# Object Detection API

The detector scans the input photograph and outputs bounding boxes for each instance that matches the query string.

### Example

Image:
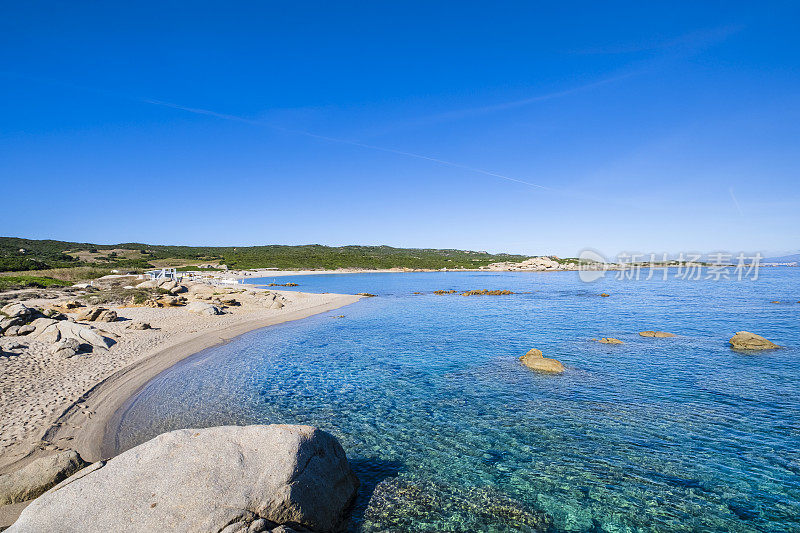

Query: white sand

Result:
[0,286,360,472]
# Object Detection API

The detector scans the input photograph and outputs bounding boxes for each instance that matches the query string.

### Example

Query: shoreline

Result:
[0,293,361,476]
[51,294,362,465]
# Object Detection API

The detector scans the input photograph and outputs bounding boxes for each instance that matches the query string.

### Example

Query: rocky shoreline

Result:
[0,276,361,529]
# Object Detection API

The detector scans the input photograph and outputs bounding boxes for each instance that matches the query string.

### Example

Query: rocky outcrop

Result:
[362,476,552,532]
[729,331,779,350]
[186,301,222,315]
[28,318,112,350]
[17,324,35,335]
[0,450,89,505]
[639,331,676,338]
[76,307,118,322]
[169,285,188,294]
[50,338,81,357]
[481,256,569,272]
[1,303,35,319]
[600,293,610,297]
[8,425,359,533]
[255,292,286,310]
[519,348,565,374]
[595,337,623,344]
[461,289,513,296]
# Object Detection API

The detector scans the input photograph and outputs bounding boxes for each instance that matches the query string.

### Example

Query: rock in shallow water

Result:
[362,476,552,532]
[8,425,359,533]
[729,331,779,350]
[595,337,624,344]
[519,348,565,374]
[639,331,676,338]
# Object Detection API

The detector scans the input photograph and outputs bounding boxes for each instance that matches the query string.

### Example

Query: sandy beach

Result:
[0,283,361,476]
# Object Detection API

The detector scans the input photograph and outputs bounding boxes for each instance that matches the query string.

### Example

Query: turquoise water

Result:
[114,270,800,532]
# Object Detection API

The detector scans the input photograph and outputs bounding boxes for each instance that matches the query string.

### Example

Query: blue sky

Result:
[1,2,798,257]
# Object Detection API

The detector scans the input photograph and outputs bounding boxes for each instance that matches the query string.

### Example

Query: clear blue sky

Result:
[1,2,798,257]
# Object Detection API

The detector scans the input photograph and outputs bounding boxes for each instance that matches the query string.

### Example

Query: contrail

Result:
[729,187,744,216]
[0,70,552,190]
[141,98,551,190]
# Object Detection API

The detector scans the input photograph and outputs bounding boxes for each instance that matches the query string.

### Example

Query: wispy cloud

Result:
[141,98,551,190]
[568,25,744,56]
[394,72,637,128]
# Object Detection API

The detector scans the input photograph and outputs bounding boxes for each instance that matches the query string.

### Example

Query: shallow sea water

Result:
[115,269,800,532]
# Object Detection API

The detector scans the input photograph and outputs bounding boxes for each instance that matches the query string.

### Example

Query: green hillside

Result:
[0,237,527,272]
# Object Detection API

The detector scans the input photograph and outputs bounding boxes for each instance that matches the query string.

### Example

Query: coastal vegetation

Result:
[1,237,527,274]
[0,276,71,291]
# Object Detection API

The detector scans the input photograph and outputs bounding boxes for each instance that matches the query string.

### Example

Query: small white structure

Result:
[144,268,181,282]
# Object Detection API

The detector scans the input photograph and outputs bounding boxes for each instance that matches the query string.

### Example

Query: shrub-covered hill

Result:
[0,237,527,272]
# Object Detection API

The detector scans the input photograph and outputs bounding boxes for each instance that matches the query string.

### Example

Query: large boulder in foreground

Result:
[729,331,779,350]
[0,450,89,505]
[519,348,565,374]
[8,425,359,533]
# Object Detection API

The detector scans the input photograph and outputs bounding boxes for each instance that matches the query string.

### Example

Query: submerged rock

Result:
[729,331,779,350]
[595,337,624,344]
[461,289,514,296]
[362,476,552,532]
[519,348,565,374]
[8,425,359,533]
[639,331,676,338]
[0,450,89,505]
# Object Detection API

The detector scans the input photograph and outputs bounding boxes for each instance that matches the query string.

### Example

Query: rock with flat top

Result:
[0,450,89,505]
[639,331,676,338]
[729,331,779,350]
[135,280,158,289]
[8,425,359,533]
[519,348,565,374]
